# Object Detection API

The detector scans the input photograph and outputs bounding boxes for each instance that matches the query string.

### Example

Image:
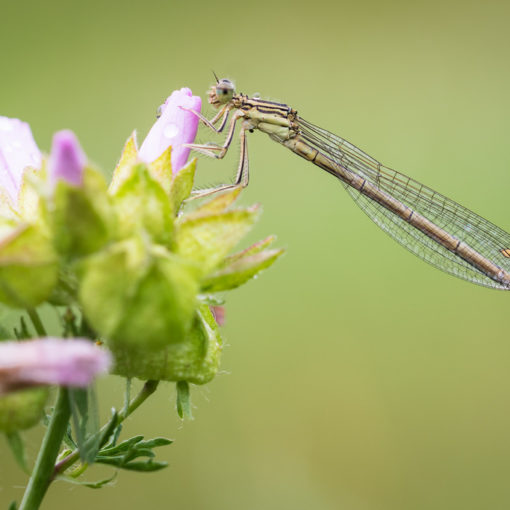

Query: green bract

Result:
[0,388,49,433]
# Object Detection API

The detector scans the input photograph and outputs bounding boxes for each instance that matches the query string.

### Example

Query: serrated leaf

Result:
[169,158,196,214]
[57,472,117,489]
[6,431,28,473]
[176,208,260,275]
[176,381,192,419]
[201,249,284,292]
[186,187,241,220]
[109,132,138,195]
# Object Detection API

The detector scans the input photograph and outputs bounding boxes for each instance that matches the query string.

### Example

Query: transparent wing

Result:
[298,117,510,289]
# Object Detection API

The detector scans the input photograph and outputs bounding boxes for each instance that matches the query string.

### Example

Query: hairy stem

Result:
[19,388,71,510]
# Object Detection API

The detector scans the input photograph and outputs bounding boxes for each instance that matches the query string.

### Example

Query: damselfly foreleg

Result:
[188,122,250,199]
[181,103,232,133]
[185,109,244,159]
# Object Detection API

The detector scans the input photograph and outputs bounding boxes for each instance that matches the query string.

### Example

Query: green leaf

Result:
[57,472,117,489]
[137,437,173,449]
[8,501,17,510]
[176,381,192,419]
[68,386,100,464]
[118,460,168,472]
[169,158,196,214]
[201,248,284,292]
[13,316,30,340]
[176,207,260,275]
[6,431,28,473]
[99,435,144,456]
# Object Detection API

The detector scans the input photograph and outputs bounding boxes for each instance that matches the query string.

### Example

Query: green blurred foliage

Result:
[2,0,510,509]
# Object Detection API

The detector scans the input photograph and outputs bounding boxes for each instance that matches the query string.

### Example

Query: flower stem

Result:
[19,387,71,510]
[53,380,159,477]
[26,308,47,337]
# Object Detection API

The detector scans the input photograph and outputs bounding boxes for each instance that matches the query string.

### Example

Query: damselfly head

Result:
[208,78,235,108]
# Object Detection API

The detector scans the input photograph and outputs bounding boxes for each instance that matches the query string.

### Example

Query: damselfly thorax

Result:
[183,78,510,290]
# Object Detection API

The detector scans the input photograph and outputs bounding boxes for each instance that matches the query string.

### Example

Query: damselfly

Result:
[184,78,510,290]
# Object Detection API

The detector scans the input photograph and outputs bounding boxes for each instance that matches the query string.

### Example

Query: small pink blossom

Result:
[0,338,111,394]
[0,117,41,205]
[210,305,225,326]
[49,130,86,187]
[139,87,201,174]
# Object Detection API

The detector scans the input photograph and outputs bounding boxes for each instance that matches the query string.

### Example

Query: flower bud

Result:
[139,88,201,174]
[48,130,86,187]
[0,388,48,433]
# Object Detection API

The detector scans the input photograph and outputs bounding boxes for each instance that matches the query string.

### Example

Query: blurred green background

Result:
[2,0,510,508]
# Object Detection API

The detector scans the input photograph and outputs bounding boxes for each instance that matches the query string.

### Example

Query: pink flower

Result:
[139,87,201,174]
[0,117,41,205]
[0,338,111,394]
[49,130,86,187]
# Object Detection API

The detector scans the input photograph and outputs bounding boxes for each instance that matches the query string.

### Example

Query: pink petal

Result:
[210,305,225,326]
[49,130,86,187]
[139,87,201,174]
[0,338,111,393]
[0,117,41,205]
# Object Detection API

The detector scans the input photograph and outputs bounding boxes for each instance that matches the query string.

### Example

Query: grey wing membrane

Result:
[298,117,510,289]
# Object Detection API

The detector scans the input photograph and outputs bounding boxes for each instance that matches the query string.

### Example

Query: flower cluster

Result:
[0,87,283,433]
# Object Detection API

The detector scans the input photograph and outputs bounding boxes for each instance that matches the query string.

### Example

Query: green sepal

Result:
[168,158,197,214]
[109,132,138,195]
[185,187,241,220]
[222,235,276,265]
[0,224,58,308]
[176,381,192,419]
[111,164,173,245]
[0,388,49,433]
[148,145,173,194]
[176,207,260,276]
[52,167,113,258]
[78,237,199,351]
[112,304,222,384]
[201,248,284,292]
[6,431,29,473]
